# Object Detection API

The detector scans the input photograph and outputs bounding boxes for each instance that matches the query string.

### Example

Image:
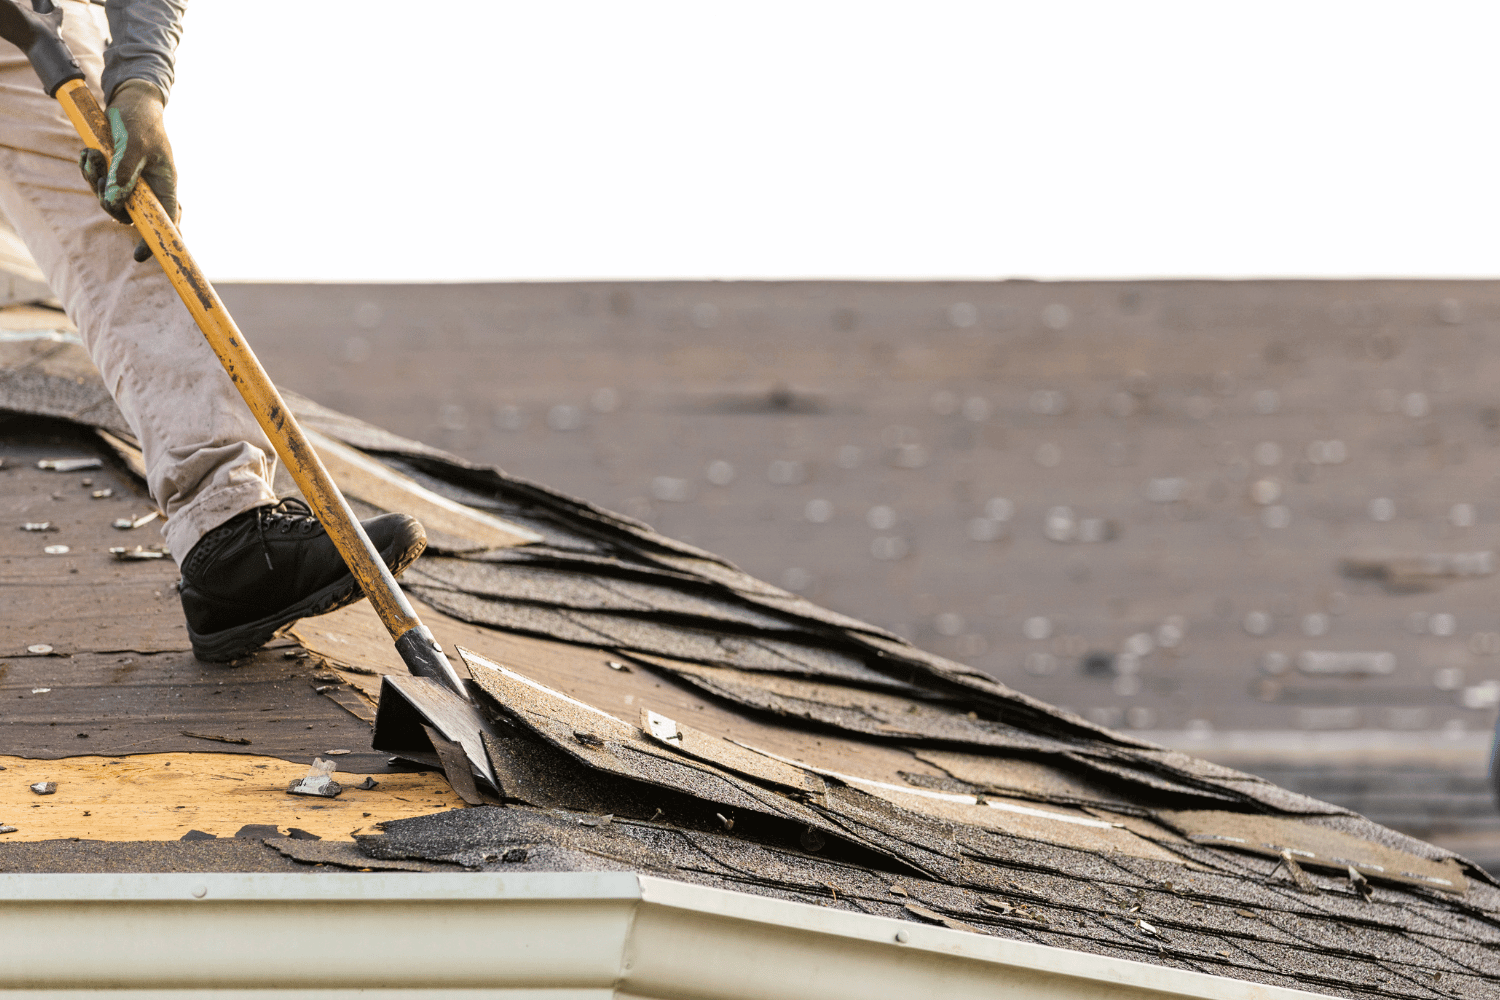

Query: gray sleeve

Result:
[101,0,188,103]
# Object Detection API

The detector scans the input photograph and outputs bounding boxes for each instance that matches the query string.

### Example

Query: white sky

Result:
[164,2,1500,282]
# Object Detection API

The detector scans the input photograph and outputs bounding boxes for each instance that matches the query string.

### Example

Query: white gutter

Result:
[0,872,1331,999]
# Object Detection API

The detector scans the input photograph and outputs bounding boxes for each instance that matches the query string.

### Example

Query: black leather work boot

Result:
[179,498,426,662]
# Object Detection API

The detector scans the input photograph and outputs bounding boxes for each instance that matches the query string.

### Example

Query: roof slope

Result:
[3,332,1500,999]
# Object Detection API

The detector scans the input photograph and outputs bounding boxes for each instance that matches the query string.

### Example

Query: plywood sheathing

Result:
[0,753,462,842]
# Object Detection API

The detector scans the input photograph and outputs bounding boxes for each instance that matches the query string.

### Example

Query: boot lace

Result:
[256,497,317,570]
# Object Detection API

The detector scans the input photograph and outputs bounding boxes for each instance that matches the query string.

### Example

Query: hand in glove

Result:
[78,80,179,262]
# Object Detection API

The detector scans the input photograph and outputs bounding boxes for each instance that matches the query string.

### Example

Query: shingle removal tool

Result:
[0,0,499,791]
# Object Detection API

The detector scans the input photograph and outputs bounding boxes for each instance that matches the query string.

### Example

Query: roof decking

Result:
[3,328,1500,998]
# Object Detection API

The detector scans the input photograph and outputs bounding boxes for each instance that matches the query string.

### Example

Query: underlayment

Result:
[5,337,1500,998]
[0,426,183,658]
[0,644,390,773]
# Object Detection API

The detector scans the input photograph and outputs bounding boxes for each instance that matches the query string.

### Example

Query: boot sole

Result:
[188,528,427,663]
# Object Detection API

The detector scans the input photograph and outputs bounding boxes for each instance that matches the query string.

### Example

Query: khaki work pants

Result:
[0,0,277,560]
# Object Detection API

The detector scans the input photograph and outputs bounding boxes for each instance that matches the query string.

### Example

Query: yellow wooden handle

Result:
[54,80,425,642]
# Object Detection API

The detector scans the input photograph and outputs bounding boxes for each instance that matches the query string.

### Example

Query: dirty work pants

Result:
[0,0,277,560]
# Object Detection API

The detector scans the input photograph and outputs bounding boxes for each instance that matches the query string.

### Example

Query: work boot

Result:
[179,498,426,662]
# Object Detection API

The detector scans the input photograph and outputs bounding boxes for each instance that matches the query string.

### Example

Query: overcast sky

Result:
[164,2,1500,283]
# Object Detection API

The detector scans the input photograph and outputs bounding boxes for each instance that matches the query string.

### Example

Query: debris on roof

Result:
[4,327,1500,998]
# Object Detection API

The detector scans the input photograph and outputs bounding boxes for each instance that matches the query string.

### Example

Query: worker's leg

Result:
[0,3,428,662]
[0,0,277,560]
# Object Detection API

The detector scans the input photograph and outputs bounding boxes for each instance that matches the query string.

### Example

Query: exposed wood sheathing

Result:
[0,753,462,841]
[4,336,1500,998]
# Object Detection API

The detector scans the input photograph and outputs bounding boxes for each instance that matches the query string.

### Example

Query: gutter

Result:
[0,871,1332,999]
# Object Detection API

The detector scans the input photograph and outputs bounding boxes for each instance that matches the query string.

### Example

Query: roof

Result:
[210,277,1500,871]
[3,319,1500,999]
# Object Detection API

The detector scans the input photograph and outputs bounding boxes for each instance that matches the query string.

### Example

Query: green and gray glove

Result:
[78,79,179,262]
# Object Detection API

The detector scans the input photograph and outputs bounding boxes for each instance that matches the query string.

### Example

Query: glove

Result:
[78,80,179,263]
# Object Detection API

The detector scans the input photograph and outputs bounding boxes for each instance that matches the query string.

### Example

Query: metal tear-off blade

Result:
[371,674,500,791]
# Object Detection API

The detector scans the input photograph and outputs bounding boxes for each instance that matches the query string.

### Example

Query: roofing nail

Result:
[110,546,167,560]
[37,458,101,472]
[287,758,342,798]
